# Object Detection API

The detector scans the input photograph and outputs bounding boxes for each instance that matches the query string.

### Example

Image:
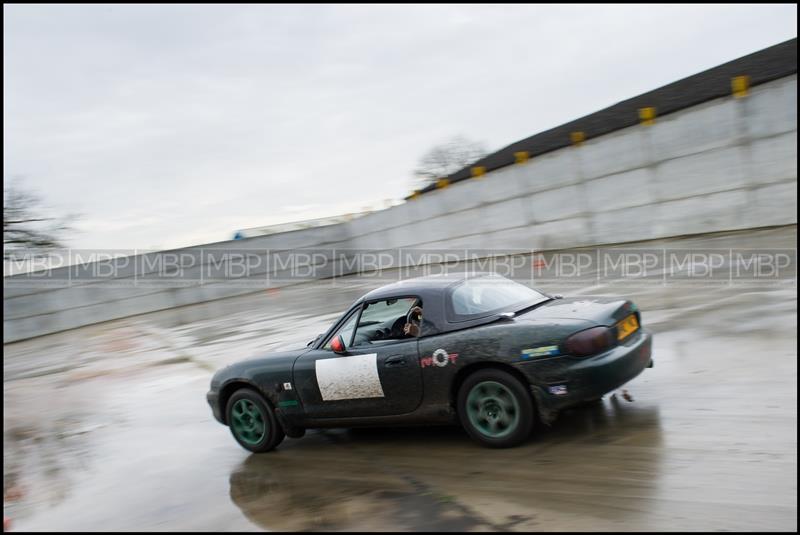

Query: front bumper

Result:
[207,390,225,424]
[516,329,653,421]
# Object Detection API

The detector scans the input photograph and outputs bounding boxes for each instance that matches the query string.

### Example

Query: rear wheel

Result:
[227,388,285,453]
[457,369,534,448]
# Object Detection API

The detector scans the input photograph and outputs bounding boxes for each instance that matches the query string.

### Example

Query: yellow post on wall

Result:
[732,75,750,98]
[638,107,656,126]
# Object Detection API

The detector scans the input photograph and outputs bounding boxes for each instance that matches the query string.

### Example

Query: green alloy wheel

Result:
[466,381,521,438]
[231,398,267,445]
[226,388,285,453]
[458,369,535,448]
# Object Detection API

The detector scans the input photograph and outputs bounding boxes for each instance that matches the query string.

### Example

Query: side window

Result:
[323,308,360,350]
[351,297,419,347]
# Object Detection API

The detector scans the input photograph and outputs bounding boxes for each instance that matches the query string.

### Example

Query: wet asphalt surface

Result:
[3,227,797,531]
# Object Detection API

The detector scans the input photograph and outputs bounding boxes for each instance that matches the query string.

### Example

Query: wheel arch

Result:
[218,380,268,425]
[451,361,534,410]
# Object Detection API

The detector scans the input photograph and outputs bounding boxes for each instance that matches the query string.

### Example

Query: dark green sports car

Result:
[207,273,653,451]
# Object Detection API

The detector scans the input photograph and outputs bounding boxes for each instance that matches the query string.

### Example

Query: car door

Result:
[292,297,424,419]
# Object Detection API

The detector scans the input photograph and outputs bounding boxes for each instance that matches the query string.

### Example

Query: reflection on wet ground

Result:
[3,227,797,531]
[230,400,664,532]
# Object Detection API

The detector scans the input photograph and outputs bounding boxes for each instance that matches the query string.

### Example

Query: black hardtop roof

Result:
[359,272,497,301]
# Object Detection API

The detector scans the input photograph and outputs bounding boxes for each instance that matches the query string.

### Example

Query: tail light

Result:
[563,326,616,357]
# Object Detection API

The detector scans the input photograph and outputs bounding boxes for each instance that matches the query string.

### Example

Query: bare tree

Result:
[412,135,489,190]
[4,180,76,259]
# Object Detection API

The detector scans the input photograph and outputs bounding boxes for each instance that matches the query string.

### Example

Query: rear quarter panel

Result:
[416,319,594,408]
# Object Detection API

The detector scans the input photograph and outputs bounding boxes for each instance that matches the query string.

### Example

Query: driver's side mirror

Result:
[330,334,347,354]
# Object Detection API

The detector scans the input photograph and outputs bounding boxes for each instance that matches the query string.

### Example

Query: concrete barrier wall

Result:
[4,75,796,343]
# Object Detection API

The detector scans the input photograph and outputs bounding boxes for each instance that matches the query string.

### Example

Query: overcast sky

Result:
[4,4,797,250]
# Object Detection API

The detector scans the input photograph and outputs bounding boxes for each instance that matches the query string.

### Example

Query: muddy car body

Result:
[208,273,653,451]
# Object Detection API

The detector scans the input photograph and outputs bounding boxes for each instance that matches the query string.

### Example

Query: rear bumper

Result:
[516,329,653,422]
[207,390,225,425]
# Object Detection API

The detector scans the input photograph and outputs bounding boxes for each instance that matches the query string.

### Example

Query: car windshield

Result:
[450,276,548,317]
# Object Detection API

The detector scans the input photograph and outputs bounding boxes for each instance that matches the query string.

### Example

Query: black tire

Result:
[457,369,535,448]
[226,388,285,453]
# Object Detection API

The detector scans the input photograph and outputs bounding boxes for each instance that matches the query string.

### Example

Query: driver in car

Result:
[403,305,424,337]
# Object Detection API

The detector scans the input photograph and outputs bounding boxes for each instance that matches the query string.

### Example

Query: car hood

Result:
[211,348,309,387]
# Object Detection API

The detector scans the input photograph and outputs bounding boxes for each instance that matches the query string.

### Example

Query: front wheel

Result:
[226,388,285,453]
[457,369,535,448]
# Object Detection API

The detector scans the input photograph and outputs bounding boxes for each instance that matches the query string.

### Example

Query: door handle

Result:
[385,355,407,368]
